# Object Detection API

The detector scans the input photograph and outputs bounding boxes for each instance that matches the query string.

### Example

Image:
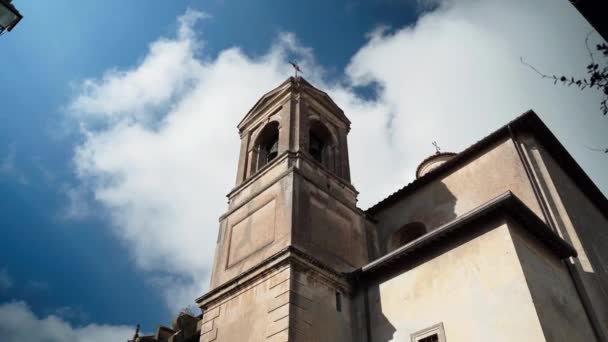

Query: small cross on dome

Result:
[432,141,441,154]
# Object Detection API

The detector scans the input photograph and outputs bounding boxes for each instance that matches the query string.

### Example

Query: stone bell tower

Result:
[196,77,371,342]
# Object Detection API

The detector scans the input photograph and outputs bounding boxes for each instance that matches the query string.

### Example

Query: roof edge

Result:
[237,76,349,130]
[365,109,520,214]
[366,110,608,218]
[195,245,348,305]
[357,191,577,278]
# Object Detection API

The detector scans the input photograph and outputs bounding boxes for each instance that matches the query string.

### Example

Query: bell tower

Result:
[197,77,370,342]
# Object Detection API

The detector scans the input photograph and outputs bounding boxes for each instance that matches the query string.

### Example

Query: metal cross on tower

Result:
[289,61,303,78]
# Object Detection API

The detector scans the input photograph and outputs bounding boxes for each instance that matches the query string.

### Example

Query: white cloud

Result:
[67,0,606,316]
[344,0,606,204]
[70,9,293,311]
[69,9,208,124]
[0,268,12,291]
[0,301,132,342]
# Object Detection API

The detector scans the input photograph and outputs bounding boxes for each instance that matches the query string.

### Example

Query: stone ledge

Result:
[197,246,351,308]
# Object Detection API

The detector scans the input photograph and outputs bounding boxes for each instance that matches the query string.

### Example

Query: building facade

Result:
[135,77,608,342]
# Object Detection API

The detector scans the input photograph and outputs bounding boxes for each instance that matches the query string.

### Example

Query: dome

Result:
[415,152,457,179]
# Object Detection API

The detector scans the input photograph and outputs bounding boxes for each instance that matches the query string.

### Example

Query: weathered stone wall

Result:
[288,263,354,342]
[200,259,353,342]
[521,135,608,337]
[291,170,369,273]
[371,138,542,255]
[210,170,294,289]
[201,264,293,341]
[212,76,365,290]
[210,156,370,288]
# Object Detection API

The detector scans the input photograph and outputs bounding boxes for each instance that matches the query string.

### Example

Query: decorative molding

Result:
[358,191,577,280]
[410,322,446,342]
[196,246,352,307]
[226,198,277,268]
[200,306,220,342]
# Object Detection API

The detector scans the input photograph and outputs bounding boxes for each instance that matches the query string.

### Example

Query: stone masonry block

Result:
[200,320,214,334]
[269,267,291,289]
[202,306,220,323]
[266,329,289,342]
[266,316,289,339]
[200,328,217,342]
[268,302,290,322]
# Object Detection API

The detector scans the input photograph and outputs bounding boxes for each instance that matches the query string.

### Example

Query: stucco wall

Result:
[367,221,547,342]
[510,220,596,341]
[372,138,542,255]
[522,136,608,336]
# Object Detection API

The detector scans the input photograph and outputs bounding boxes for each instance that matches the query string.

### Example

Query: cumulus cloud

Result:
[69,9,208,123]
[67,0,605,315]
[0,301,132,342]
[345,0,606,201]
[70,9,295,311]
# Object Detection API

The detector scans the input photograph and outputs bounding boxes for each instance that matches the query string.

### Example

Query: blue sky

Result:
[0,0,424,334]
[1,0,606,340]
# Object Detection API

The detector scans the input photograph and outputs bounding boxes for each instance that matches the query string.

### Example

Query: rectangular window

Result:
[411,323,446,342]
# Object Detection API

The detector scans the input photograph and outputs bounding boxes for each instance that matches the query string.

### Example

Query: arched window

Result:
[252,122,279,172]
[308,120,333,166]
[387,222,427,252]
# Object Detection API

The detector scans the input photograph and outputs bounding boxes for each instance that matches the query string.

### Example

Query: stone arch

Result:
[308,118,338,172]
[387,221,427,252]
[250,121,279,174]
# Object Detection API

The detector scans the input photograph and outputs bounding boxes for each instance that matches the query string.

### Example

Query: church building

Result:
[133,77,608,342]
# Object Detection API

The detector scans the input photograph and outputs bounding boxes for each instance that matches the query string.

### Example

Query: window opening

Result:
[253,122,280,173]
[335,291,342,312]
[307,120,333,168]
[265,137,278,163]
[418,335,439,342]
[310,131,324,163]
[411,323,446,342]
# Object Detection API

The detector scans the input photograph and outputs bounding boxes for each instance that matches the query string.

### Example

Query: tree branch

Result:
[585,145,608,154]
[520,57,552,79]
[585,30,596,64]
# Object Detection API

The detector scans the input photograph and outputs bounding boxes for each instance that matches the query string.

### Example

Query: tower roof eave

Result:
[237,76,350,131]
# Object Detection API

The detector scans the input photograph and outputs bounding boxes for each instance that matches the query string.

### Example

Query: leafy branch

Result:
[520,33,608,115]
[521,31,608,155]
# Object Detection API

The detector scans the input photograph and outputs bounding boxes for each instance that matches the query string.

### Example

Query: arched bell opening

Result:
[387,222,427,252]
[308,120,337,172]
[251,121,279,173]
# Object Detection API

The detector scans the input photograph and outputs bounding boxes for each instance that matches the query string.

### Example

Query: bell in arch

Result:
[267,140,278,162]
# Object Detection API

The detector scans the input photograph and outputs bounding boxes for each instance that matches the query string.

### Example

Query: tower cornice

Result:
[237,76,350,132]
